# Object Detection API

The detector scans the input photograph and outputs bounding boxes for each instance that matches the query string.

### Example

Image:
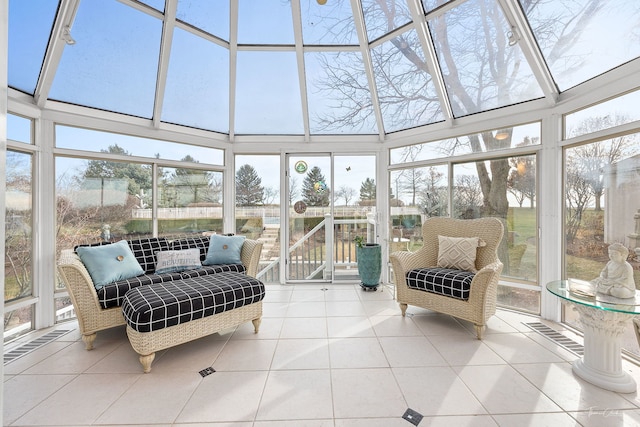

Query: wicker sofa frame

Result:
[57,238,263,351]
[390,217,504,339]
[127,302,262,372]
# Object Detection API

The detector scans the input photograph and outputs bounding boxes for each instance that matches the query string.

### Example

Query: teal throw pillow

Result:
[203,235,246,265]
[155,249,201,274]
[76,240,145,289]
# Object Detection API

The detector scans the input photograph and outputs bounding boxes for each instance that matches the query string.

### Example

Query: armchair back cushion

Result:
[421,217,503,271]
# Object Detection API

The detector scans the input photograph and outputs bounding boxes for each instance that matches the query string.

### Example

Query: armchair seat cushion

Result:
[406,267,475,300]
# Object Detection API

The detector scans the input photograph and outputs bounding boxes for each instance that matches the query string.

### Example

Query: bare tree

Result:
[335,185,357,206]
[417,166,448,217]
[508,154,536,208]
[263,187,279,205]
[567,116,634,211]
[453,175,483,219]
[565,155,592,244]
[288,176,299,205]
[313,0,604,222]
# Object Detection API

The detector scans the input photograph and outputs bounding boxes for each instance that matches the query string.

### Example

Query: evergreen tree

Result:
[236,164,265,206]
[82,144,152,196]
[302,166,330,206]
[171,155,215,204]
[359,177,376,202]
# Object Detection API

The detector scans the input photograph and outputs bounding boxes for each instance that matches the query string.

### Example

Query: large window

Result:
[235,155,281,282]
[389,124,540,313]
[390,165,448,253]
[56,157,154,247]
[563,132,640,355]
[453,156,538,313]
[5,149,34,340]
[157,166,223,235]
[54,127,225,322]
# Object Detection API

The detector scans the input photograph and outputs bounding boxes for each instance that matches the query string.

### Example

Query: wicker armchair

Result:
[390,217,504,339]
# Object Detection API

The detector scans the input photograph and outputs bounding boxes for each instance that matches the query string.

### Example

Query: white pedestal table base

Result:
[570,303,636,393]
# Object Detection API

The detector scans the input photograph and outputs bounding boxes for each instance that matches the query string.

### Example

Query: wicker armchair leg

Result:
[252,317,261,333]
[140,353,156,373]
[399,303,408,316]
[82,333,97,350]
[474,325,485,340]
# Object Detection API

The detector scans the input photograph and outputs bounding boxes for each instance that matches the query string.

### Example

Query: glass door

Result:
[286,153,377,283]
[287,154,332,282]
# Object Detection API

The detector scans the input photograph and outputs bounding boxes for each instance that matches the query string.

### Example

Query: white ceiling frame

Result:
[424,0,468,19]
[498,0,559,105]
[228,1,239,142]
[34,0,80,108]
[351,0,385,142]
[151,0,176,129]
[291,0,311,142]
[407,0,454,123]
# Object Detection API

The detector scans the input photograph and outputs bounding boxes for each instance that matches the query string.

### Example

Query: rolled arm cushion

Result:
[406,267,475,300]
[122,272,265,333]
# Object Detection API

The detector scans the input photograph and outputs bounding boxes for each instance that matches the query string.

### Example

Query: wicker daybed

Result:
[57,235,263,351]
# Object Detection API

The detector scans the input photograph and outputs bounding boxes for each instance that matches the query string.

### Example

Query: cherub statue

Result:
[592,243,636,299]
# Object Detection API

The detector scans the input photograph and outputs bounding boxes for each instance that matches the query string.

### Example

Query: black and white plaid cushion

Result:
[406,267,475,300]
[179,264,245,278]
[97,271,184,309]
[122,272,265,333]
[128,238,171,274]
[170,236,211,262]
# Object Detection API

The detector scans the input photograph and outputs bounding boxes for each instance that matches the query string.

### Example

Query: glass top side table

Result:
[547,280,639,393]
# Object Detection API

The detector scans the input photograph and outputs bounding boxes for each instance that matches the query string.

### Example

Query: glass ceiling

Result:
[8,0,640,138]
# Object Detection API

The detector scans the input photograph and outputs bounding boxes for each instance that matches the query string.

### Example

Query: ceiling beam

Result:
[151,0,176,129]
[498,0,559,105]
[34,0,80,108]
[291,0,311,141]
[351,0,385,142]
[407,0,454,123]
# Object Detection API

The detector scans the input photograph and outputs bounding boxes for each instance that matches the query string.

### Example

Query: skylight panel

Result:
[238,0,294,45]
[421,0,456,15]
[162,28,229,133]
[305,51,378,134]
[8,0,58,94]
[521,0,640,91]
[361,0,412,42]
[56,125,224,165]
[138,0,165,12]
[235,51,303,134]
[177,0,229,40]
[301,0,358,45]
[49,1,162,119]
[428,0,544,117]
[371,29,444,132]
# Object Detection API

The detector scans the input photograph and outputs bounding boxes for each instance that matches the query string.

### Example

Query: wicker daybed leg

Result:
[82,333,97,350]
[252,317,262,333]
[139,353,156,373]
[399,303,408,317]
[474,325,485,340]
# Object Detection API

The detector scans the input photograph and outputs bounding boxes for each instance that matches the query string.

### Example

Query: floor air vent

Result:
[4,329,71,364]
[523,322,584,356]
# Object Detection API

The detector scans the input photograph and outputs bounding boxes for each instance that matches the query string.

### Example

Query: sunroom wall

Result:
[4,57,640,336]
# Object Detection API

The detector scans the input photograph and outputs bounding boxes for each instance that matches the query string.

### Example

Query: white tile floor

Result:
[5,282,640,426]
